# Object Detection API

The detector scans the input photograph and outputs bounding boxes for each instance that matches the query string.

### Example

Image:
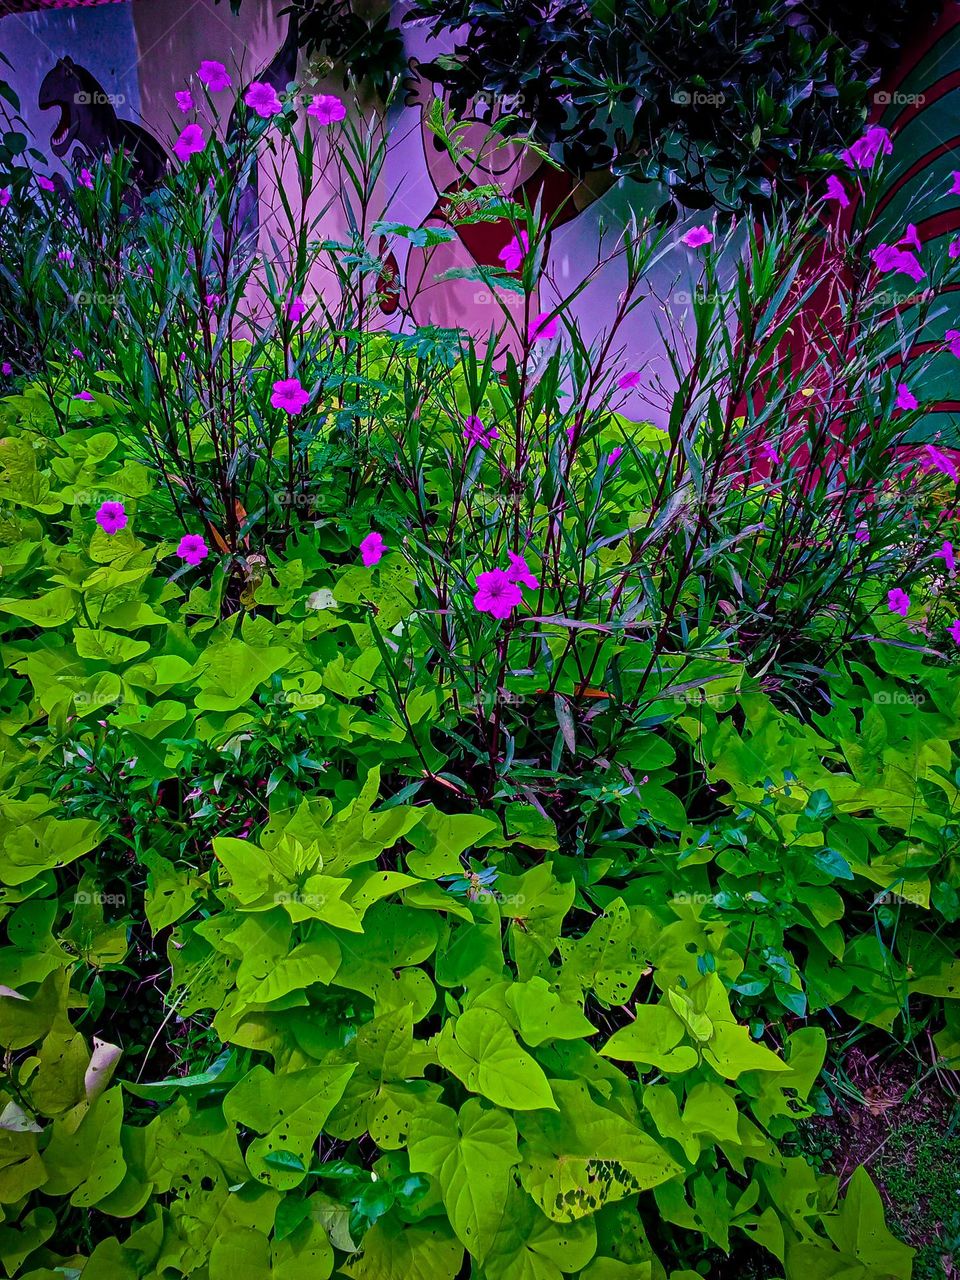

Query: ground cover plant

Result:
[0,56,958,1280]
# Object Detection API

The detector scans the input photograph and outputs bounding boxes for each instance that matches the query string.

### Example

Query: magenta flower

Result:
[245,81,283,118]
[57,248,73,265]
[37,176,55,192]
[271,377,310,414]
[757,441,780,465]
[307,94,346,125]
[174,123,206,162]
[78,167,93,189]
[0,188,9,207]
[71,348,84,359]
[176,90,194,113]
[937,539,956,573]
[1,362,11,375]
[887,587,910,617]
[95,501,127,535]
[899,224,922,253]
[286,295,306,322]
[198,60,232,92]
[531,312,558,341]
[606,445,623,468]
[498,230,529,272]
[617,370,642,390]
[824,175,850,207]
[925,445,959,482]
[951,239,960,260]
[854,524,869,543]
[946,329,960,358]
[506,551,540,591]
[177,534,209,565]
[74,390,93,401]
[681,225,713,248]
[895,383,918,412]
[840,125,892,170]
[870,243,925,282]
[463,414,499,449]
[360,531,386,566]
[474,569,523,620]
[949,618,960,645]
[950,172,960,195]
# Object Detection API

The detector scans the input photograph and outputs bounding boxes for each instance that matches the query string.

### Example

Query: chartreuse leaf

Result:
[223,1063,356,1189]
[824,1166,913,1273]
[482,1183,597,1280]
[517,1078,680,1222]
[328,1006,437,1143]
[682,1081,741,1147]
[0,969,74,1050]
[1,814,102,886]
[208,1219,334,1280]
[504,977,598,1046]
[339,1216,463,1279]
[603,977,788,1081]
[213,834,364,930]
[686,974,790,1078]
[557,898,651,1005]
[785,1166,913,1278]
[0,1207,57,1275]
[41,1086,126,1206]
[408,1098,519,1261]
[600,1005,699,1072]
[73,627,150,663]
[0,1131,46,1202]
[405,810,498,878]
[193,637,293,710]
[123,1048,236,1102]
[437,1007,557,1111]
[0,586,76,627]
[330,902,440,1017]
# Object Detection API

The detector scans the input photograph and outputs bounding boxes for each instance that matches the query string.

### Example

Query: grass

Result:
[799,1041,960,1277]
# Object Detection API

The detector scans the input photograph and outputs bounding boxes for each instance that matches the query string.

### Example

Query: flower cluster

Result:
[474,552,540,620]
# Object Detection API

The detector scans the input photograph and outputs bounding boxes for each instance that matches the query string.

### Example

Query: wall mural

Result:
[38,54,166,193]
[853,0,960,447]
[0,0,958,441]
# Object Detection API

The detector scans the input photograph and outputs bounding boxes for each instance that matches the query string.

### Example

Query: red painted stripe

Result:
[0,0,124,12]
[883,67,960,133]
[875,135,960,219]
[872,3,960,101]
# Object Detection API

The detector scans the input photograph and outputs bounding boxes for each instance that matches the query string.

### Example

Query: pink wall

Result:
[0,0,738,426]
